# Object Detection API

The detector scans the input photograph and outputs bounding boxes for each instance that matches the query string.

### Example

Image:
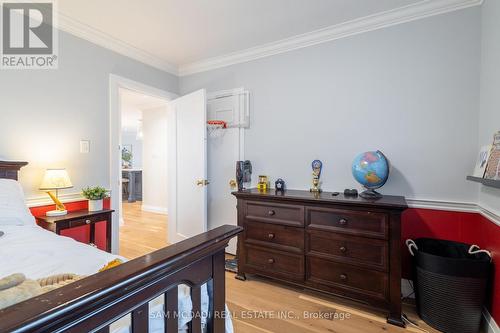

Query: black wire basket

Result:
[406,238,491,333]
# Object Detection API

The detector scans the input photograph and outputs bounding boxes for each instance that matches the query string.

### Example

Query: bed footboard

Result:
[0,225,242,333]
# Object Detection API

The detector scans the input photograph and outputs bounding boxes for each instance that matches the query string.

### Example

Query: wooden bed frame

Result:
[0,161,242,333]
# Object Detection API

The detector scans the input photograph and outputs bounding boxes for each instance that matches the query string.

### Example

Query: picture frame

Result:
[473,145,492,178]
[484,131,500,180]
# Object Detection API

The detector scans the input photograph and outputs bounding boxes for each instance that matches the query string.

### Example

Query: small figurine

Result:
[257,175,269,191]
[310,160,323,193]
[275,178,285,192]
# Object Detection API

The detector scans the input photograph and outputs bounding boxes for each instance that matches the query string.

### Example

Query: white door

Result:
[168,89,208,243]
[208,127,241,254]
[207,91,246,254]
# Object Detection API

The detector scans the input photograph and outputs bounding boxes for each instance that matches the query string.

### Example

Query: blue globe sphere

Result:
[351,151,389,190]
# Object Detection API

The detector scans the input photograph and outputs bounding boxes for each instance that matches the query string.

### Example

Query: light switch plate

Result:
[80,140,90,153]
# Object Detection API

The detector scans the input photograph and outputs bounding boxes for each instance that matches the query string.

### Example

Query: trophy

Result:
[310,160,323,193]
[257,175,269,191]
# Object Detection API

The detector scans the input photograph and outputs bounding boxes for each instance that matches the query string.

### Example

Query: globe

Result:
[351,151,389,198]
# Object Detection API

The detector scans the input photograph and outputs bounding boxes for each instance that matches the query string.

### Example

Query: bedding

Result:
[0,180,36,226]
[0,224,233,332]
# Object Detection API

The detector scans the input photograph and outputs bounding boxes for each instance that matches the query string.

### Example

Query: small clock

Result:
[275,178,285,192]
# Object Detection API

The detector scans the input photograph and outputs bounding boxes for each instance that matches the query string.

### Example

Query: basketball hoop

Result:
[207,120,227,138]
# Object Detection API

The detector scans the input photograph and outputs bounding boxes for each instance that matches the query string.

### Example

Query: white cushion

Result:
[0,179,35,226]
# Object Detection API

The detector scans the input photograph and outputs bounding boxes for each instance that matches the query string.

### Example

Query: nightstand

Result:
[36,209,114,253]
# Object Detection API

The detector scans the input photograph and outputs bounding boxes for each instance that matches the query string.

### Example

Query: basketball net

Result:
[207,120,227,138]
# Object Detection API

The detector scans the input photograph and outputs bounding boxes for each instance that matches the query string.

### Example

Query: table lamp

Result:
[39,169,73,216]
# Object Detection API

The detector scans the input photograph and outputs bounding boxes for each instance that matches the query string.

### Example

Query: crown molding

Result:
[47,0,482,77]
[178,0,483,76]
[57,13,178,76]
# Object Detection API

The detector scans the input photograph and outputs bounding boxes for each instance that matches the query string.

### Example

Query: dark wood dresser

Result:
[232,188,408,327]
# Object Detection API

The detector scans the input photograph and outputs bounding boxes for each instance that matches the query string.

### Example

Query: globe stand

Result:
[359,189,383,199]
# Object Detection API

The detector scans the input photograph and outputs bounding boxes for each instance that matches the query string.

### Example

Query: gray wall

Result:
[180,8,481,203]
[0,30,178,198]
[0,6,490,210]
[478,0,500,214]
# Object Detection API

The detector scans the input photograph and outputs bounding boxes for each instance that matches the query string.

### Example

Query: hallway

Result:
[119,202,168,259]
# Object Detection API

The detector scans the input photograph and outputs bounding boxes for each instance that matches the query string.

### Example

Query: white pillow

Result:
[0,179,36,226]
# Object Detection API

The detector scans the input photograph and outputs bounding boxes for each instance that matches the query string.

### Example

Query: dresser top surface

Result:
[36,209,114,223]
[232,188,407,210]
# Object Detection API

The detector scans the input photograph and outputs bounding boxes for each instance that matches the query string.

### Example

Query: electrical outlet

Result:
[80,140,90,153]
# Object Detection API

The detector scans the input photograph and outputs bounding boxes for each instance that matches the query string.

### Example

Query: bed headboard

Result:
[0,161,28,180]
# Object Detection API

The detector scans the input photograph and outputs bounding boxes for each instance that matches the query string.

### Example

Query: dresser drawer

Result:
[245,201,304,227]
[244,245,304,281]
[306,206,388,239]
[306,256,388,300]
[245,221,304,253]
[68,214,108,228]
[306,230,387,271]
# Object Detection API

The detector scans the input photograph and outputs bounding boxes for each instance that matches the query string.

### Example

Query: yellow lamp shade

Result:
[39,169,73,190]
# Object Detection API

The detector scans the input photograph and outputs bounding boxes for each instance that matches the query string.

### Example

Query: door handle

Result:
[196,179,210,186]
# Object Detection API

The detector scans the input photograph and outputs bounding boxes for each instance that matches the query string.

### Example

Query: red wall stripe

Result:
[30,199,110,252]
[402,208,500,322]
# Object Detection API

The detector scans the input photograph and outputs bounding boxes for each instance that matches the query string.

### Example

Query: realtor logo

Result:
[1,0,58,69]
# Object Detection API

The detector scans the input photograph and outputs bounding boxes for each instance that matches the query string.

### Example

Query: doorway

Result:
[109,75,210,256]
[119,88,169,259]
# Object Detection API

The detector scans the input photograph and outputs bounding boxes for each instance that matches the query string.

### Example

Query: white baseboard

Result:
[483,308,500,333]
[141,204,168,215]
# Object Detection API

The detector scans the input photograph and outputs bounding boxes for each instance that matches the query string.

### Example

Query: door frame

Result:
[109,74,177,254]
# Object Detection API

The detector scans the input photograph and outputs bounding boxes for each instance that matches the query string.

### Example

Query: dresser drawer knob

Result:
[267,258,275,264]
[85,219,91,224]
[339,246,347,253]
[267,233,275,239]
[338,218,348,226]
[268,210,276,216]
[340,274,347,281]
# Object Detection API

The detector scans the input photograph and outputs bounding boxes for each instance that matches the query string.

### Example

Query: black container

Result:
[410,238,491,333]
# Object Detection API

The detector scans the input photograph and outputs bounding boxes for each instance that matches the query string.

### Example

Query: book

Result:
[484,131,500,180]
[473,145,492,178]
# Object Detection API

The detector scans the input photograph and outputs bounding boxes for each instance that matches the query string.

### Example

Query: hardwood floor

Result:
[226,272,439,333]
[119,201,168,259]
[119,203,437,332]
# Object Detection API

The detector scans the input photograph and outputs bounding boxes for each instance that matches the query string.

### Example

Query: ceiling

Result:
[120,88,167,131]
[58,0,420,65]
[57,0,480,75]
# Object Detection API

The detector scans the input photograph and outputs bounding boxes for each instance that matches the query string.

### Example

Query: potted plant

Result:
[122,147,133,169]
[82,186,109,212]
